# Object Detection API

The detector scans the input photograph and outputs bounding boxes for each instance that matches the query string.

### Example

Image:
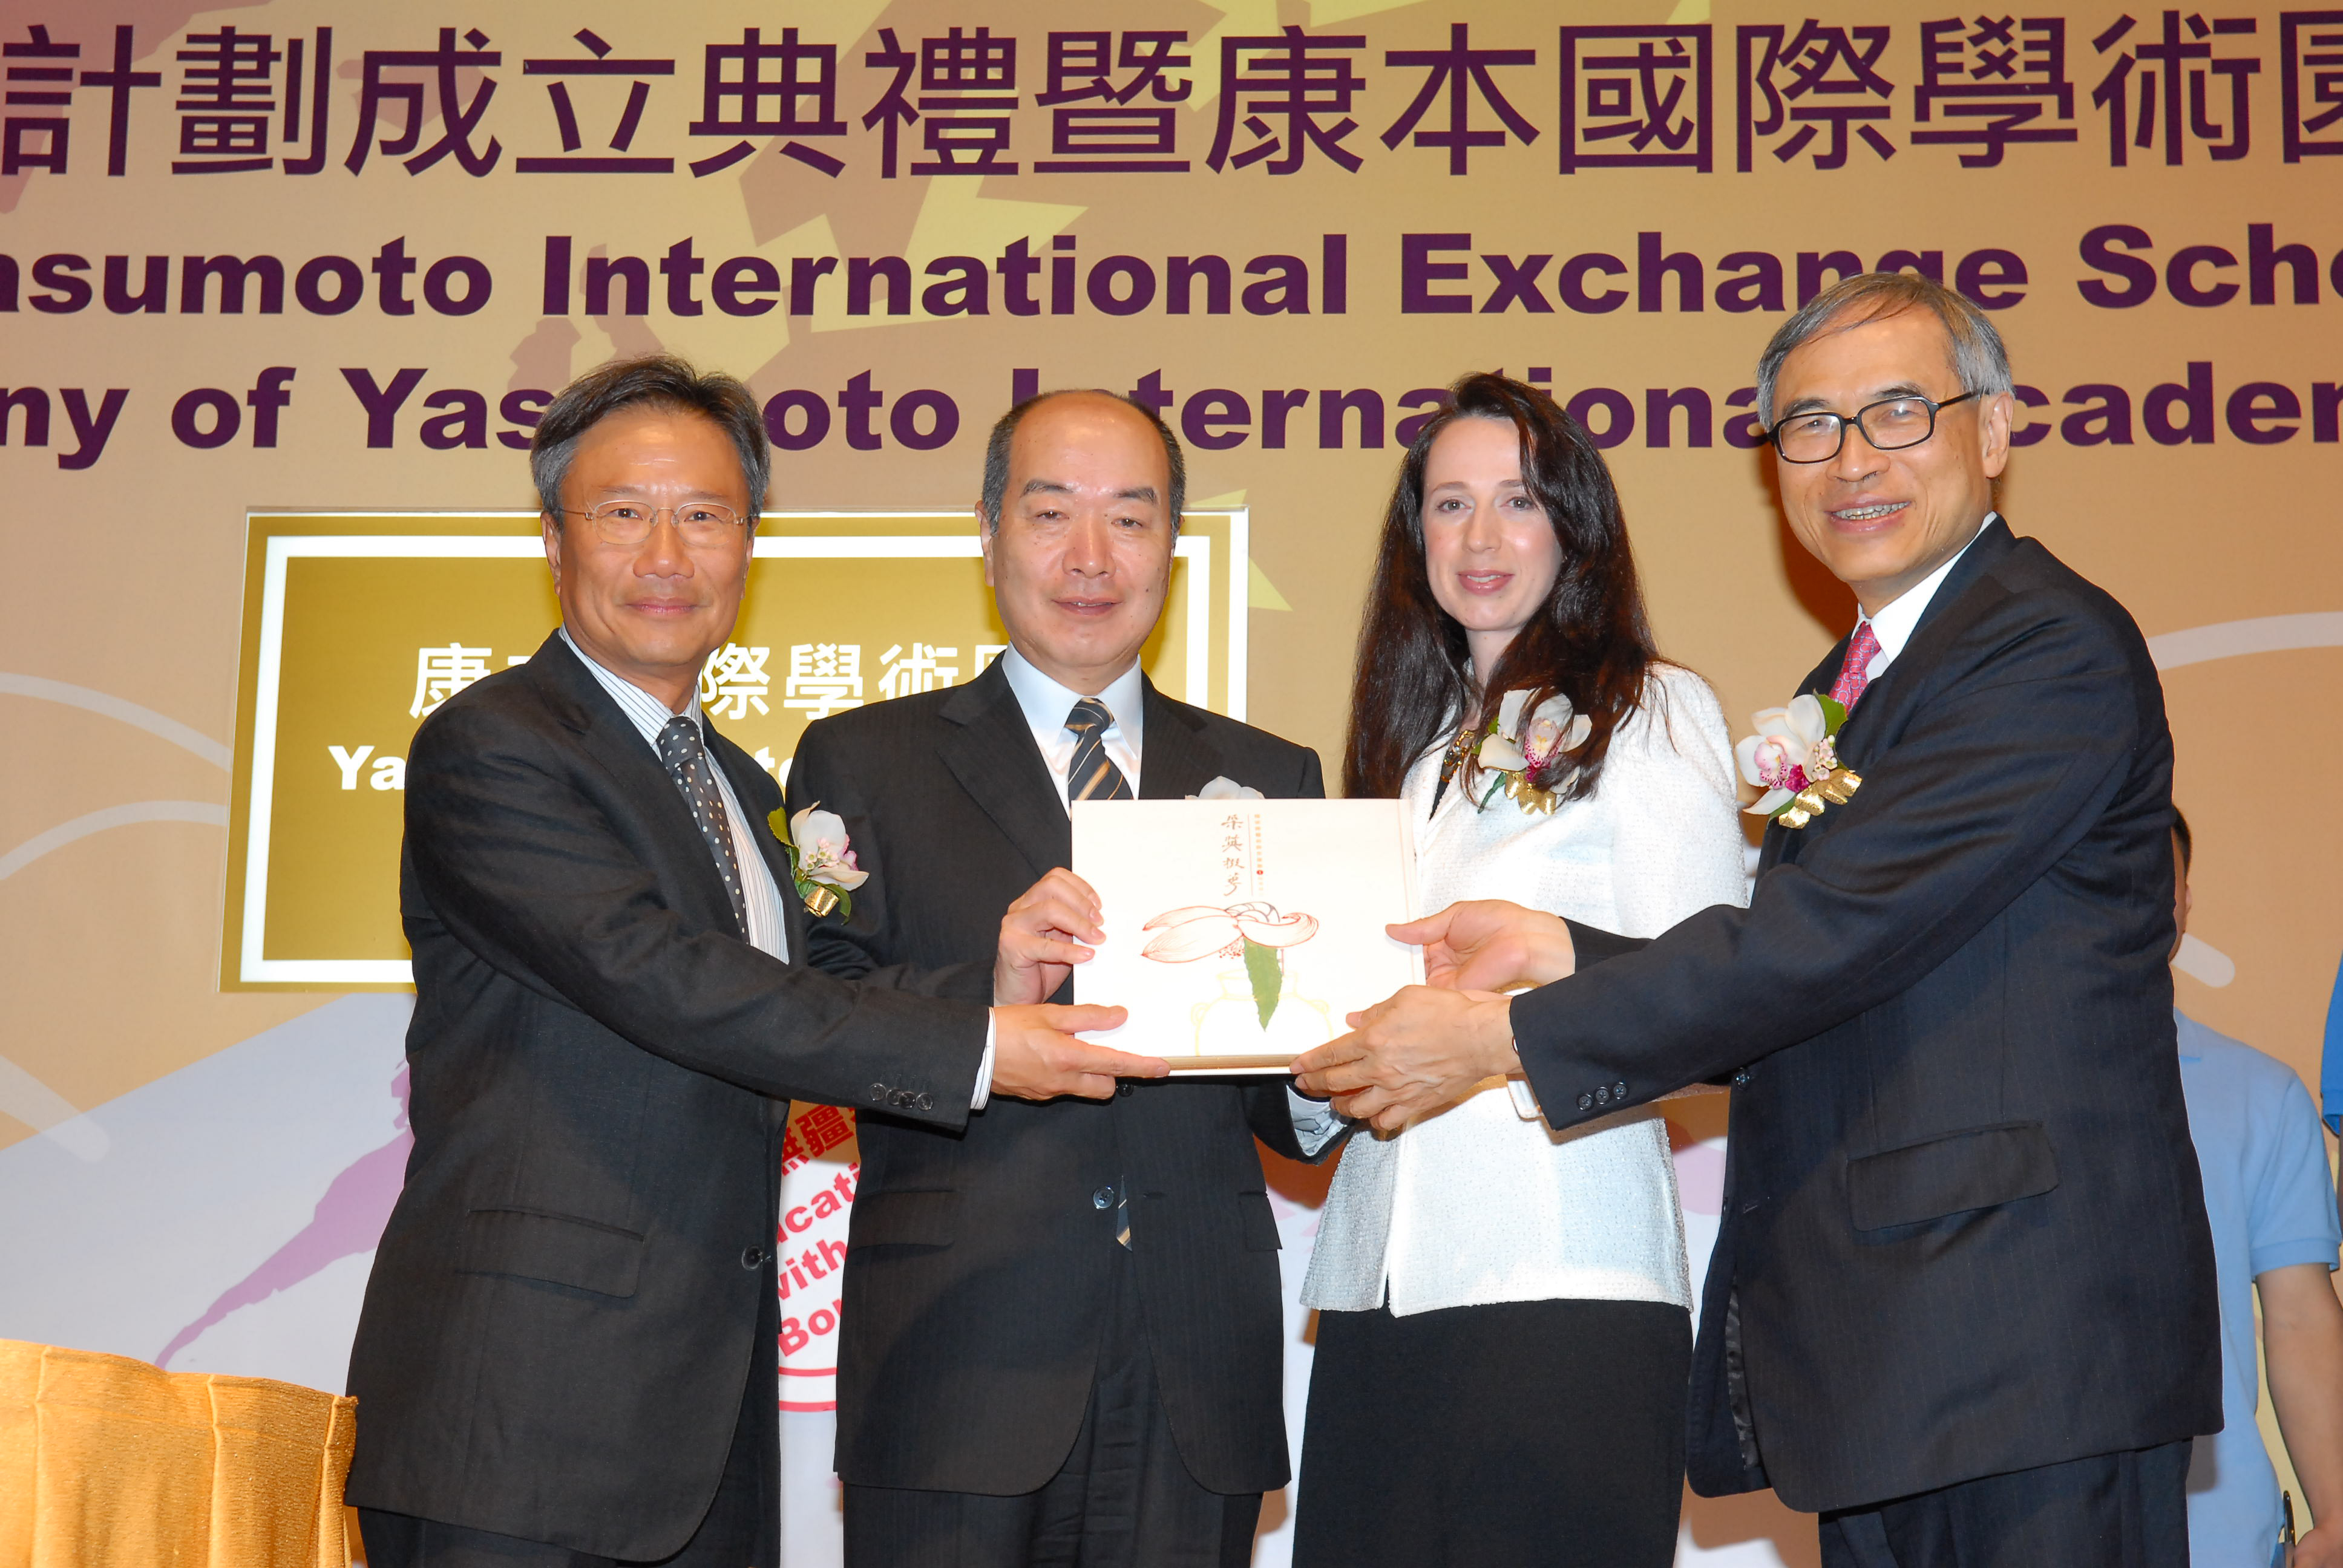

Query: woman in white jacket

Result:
[1294,372,1748,1568]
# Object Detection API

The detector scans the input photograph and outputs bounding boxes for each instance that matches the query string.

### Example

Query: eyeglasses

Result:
[557,500,749,546]
[1769,391,1980,463]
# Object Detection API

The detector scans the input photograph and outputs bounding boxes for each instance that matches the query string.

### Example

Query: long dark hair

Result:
[1342,371,1660,803]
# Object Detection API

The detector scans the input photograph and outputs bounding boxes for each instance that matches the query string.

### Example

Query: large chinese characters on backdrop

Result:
[21,15,2332,188]
[5,13,2332,480]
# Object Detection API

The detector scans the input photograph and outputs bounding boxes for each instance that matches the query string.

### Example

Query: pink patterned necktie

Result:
[1830,621,1883,713]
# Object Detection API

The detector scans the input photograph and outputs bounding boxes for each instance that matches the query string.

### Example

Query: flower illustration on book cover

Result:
[1141,902,1332,1051]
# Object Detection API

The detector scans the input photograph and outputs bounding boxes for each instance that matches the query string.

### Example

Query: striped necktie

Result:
[658,716,749,934]
[1830,620,1884,714]
[1064,697,1133,805]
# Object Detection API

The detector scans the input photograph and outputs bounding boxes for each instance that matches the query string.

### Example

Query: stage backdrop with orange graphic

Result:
[2,5,2339,1564]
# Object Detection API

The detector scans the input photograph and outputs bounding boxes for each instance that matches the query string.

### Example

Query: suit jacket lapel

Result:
[1832,516,2016,769]
[1761,516,2018,871]
[938,659,1071,880]
[526,633,750,938]
[1135,679,1225,800]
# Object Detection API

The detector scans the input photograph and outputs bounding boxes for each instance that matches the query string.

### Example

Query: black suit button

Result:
[915,1093,934,1112]
[868,1083,887,1103]
[1118,1083,1133,1097]
[1731,1070,1752,1088]
[1576,1093,1593,1112]
[741,1246,766,1269]
[1614,1081,1628,1100]
[1092,1186,1115,1210]
[1594,1086,1611,1106]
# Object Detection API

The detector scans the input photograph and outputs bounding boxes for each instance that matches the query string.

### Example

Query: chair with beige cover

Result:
[0,1339,356,1567]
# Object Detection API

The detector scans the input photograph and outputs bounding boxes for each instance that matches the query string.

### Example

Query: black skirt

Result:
[1293,1296,1691,1568]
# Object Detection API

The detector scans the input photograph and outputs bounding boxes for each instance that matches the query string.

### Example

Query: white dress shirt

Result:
[1302,665,1750,1316]
[1851,513,1994,682]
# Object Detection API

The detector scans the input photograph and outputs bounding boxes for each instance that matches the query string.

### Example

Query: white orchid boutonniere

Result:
[1472,689,1592,816]
[1735,693,1863,829]
[1190,776,1265,800]
[767,803,871,918]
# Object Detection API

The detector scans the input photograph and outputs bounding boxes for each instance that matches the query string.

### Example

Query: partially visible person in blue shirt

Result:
[2319,945,2343,1141]
[2174,808,2343,1568]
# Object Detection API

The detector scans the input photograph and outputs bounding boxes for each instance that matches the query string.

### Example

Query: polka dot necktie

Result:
[1064,697,1133,805]
[1830,620,1884,714]
[658,716,749,935]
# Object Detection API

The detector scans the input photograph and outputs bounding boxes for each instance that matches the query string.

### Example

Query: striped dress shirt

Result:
[559,627,789,962]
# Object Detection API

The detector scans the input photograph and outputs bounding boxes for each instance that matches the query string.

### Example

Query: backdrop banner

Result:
[3,3,2339,1564]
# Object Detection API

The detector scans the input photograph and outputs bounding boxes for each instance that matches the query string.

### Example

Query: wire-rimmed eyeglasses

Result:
[1768,391,1981,464]
[556,500,750,546]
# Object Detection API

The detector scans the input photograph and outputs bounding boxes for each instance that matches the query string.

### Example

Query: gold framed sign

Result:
[221,509,1250,990]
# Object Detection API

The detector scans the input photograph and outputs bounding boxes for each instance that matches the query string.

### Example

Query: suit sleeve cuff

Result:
[1562,917,1647,968]
[971,1014,997,1111]
[1286,1085,1345,1157]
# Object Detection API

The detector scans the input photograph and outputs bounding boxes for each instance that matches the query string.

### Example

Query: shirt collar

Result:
[559,624,705,751]
[998,645,1147,756]
[1859,511,1996,667]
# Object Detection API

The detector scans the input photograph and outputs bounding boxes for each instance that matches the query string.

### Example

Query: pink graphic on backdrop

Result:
[775,1105,859,1411]
[157,1062,413,1368]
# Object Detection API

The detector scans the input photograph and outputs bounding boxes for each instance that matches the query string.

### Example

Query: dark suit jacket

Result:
[345,633,991,1560]
[785,658,1324,1496]
[1509,518,2220,1514]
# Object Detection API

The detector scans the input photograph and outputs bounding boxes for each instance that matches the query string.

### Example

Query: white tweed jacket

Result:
[1301,664,1750,1317]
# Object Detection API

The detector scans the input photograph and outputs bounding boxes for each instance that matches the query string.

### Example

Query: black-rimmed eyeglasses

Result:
[1768,391,1981,463]
[557,500,749,546]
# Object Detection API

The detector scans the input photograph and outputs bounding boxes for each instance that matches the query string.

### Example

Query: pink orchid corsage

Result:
[1734,693,1863,829]
[1474,689,1592,816]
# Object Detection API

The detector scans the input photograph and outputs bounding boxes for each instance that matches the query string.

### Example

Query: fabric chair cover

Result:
[0,1339,355,1567]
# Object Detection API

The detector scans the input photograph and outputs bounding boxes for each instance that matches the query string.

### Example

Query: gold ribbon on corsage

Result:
[1774,769,1864,829]
[1500,771,1562,817]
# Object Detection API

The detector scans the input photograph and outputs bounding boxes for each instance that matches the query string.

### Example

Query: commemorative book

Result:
[1070,798,1424,1073]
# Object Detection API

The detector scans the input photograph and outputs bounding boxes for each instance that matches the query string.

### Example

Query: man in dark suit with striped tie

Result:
[786,390,1331,1567]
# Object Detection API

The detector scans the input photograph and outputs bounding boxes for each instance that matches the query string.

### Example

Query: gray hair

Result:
[532,354,770,524]
[1755,272,2014,426]
[980,390,1185,534]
